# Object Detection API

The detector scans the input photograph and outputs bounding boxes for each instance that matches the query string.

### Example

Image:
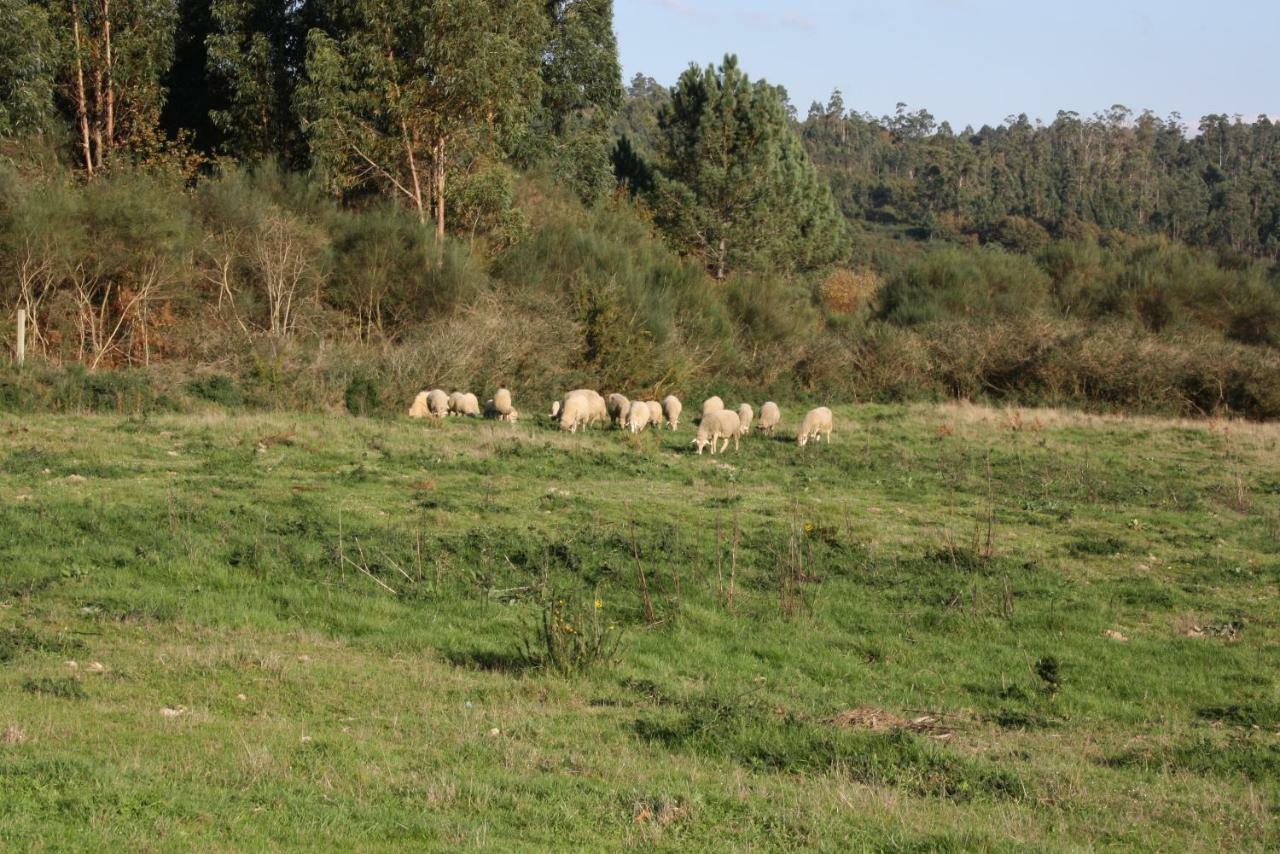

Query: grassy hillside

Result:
[1,404,1277,849]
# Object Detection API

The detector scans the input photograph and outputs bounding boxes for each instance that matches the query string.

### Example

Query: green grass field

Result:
[1,402,1277,850]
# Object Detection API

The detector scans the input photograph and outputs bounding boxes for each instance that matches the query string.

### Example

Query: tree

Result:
[48,0,179,173]
[524,0,622,202]
[650,55,844,279]
[206,0,309,161]
[299,0,546,238]
[0,0,57,137]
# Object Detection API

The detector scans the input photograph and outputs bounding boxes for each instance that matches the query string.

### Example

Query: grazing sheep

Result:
[558,393,591,432]
[448,391,466,416]
[484,398,518,422]
[701,396,725,419]
[457,392,482,417]
[554,389,601,429]
[408,391,431,419]
[492,388,514,418]
[565,389,607,427]
[758,401,781,435]
[736,403,754,436]
[626,400,651,433]
[427,389,450,418]
[797,406,834,447]
[645,400,664,428]
[693,409,741,455]
[607,393,631,428]
[662,395,683,430]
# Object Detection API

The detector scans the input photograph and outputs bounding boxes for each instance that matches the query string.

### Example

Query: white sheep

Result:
[701,395,725,419]
[645,400,664,429]
[484,398,518,422]
[492,388,514,418]
[565,389,607,427]
[626,400,651,433]
[427,389,450,419]
[693,409,741,455]
[736,403,754,436]
[607,393,630,428]
[408,391,431,419]
[758,401,781,435]
[797,406,834,447]
[448,391,466,416]
[558,393,591,432]
[662,395,683,430]
[457,392,482,417]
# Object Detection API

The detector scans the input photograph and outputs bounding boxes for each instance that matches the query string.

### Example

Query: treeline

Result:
[798,99,1280,260]
[0,1,1278,419]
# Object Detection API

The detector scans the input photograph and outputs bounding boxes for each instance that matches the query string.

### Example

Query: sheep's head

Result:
[691,436,709,454]
[797,433,809,447]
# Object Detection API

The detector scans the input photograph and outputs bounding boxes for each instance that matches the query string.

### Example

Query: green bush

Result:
[344,374,381,417]
[184,374,244,408]
[880,246,1051,326]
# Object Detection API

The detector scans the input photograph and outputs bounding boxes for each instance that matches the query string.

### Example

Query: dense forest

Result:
[1,1,1278,417]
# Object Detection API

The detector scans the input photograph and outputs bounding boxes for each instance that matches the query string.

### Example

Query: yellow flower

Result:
[594,599,603,610]
[803,521,815,533]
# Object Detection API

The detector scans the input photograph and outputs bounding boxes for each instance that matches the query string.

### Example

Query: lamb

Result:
[757,401,781,435]
[607,393,631,428]
[701,395,725,419]
[645,400,664,429]
[797,406,834,447]
[626,400,651,433]
[693,409,741,454]
[736,403,754,436]
[661,395,683,430]
[408,391,431,419]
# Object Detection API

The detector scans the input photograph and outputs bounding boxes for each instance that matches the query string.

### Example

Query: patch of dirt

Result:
[828,706,954,739]
[2,724,26,745]
[1104,629,1129,642]
[633,798,687,827]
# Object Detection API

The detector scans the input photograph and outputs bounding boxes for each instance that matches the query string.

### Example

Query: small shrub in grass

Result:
[521,592,624,677]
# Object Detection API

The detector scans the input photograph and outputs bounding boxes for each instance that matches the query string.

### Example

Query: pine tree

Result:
[651,55,844,279]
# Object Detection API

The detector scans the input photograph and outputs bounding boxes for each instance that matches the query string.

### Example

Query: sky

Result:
[614,0,1279,129]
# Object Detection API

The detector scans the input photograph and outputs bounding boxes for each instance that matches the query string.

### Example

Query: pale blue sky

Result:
[615,0,1279,128]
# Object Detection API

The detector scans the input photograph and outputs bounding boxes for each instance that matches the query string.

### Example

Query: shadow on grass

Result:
[444,647,538,675]
[634,691,1027,803]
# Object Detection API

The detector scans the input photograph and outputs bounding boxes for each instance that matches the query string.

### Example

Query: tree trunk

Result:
[71,3,94,176]
[402,121,426,225]
[92,67,104,170]
[433,137,446,241]
[715,236,727,281]
[103,0,114,155]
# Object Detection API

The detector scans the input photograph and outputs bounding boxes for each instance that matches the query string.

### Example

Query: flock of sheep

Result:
[409,387,834,451]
